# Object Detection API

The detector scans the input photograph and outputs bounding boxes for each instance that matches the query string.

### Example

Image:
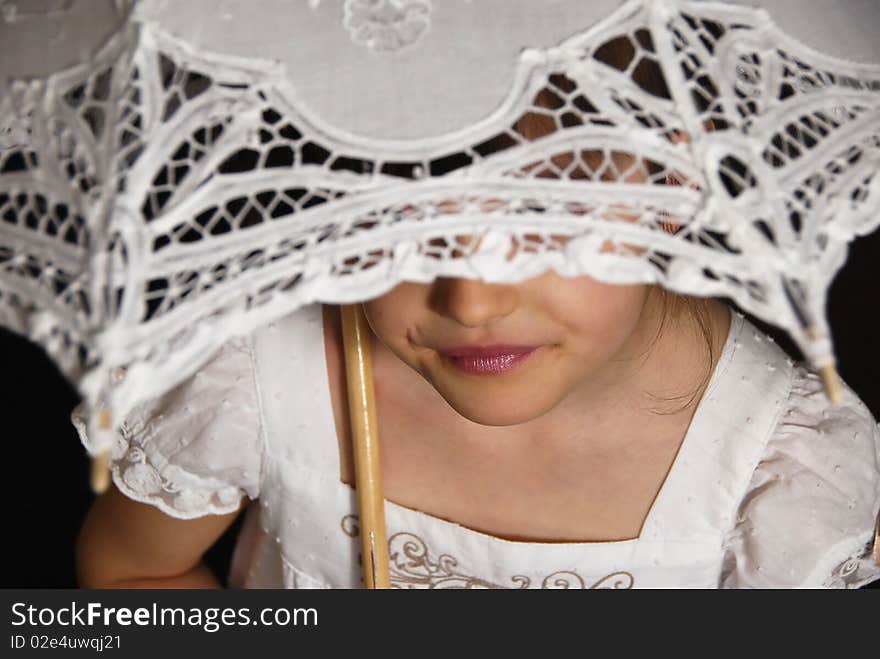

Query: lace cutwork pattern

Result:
[1,1,879,441]
[340,515,635,589]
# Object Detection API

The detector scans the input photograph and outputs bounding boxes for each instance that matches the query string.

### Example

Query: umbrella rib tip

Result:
[819,364,843,406]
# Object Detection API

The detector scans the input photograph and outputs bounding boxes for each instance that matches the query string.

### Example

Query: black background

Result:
[2,227,879,588]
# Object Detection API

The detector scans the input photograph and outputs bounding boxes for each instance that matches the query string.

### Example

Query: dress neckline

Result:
[319,305,743,548]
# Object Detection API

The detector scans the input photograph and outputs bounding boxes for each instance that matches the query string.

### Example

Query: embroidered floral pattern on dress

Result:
[343,0,432,53]
[100,421,244,518]
[341,515,635,589]
[822,542,880,589]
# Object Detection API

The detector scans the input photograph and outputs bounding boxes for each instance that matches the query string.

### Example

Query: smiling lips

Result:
[439,345,541,375]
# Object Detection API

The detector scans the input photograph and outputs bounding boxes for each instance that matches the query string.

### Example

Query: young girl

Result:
[2,0,879,591]
[73,269,880,589]
[63,6,880,589]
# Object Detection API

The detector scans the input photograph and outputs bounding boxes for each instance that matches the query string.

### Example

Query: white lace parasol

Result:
[1,0,879,456]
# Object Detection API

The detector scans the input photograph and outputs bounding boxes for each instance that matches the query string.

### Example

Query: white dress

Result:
[73,304,880,588]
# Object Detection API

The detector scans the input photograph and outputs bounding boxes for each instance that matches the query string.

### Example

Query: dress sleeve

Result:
[71,335,265,520]
[720,366,880,588]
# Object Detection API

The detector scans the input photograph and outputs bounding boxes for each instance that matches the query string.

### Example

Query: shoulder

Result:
[73,333,267,519]
[721,351,880,588]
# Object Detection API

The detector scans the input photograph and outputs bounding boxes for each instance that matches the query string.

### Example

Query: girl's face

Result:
[360,87,691,429]
[361,268,662,428]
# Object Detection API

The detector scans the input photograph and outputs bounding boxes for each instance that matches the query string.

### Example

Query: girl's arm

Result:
[75,483,247,588]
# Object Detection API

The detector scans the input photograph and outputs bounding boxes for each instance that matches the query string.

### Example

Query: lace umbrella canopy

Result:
[1,0,879,456]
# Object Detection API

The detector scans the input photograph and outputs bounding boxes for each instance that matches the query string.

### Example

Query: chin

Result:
[437,387,559,428]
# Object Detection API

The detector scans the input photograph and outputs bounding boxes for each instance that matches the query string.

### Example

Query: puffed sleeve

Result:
[720,366,880,588]
[71,335,265,519]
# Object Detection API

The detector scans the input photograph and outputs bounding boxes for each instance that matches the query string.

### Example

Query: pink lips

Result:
[440,345,540,375]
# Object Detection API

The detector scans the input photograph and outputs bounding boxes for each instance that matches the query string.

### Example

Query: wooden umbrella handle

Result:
[339,303,391,589]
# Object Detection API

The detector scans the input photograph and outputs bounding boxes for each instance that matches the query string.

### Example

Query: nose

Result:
[429,276,519,329]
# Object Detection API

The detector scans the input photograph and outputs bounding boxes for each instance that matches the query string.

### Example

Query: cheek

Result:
[361,284,425,353]
[361,298,400,346]
[553,278,649,350]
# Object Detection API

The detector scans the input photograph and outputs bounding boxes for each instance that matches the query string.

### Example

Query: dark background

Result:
[2,227,879,589]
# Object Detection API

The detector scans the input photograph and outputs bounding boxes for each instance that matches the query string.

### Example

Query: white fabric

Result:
[74,303,880,589]
[2,1,879,451]
[72,335,263,517]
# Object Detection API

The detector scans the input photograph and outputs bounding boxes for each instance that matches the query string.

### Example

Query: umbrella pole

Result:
[339,303,391,589]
